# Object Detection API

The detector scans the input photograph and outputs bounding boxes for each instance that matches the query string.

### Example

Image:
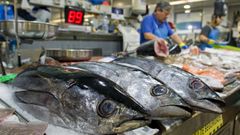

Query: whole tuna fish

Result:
[113,57,225,113]
[12,66,149,134]
[72,62,192,119]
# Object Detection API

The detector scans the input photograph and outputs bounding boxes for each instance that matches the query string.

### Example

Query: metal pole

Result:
[0,44,6,75]
[3,0,7,20]
[14,0,21,67]
[1,0,7,75]
[14,0,20,49]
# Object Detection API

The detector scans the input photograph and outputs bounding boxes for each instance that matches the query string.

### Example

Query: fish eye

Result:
[151,85,167,96]
[97,99,117,118]
[189,78,204,89]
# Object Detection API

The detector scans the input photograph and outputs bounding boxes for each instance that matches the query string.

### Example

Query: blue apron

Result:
[153,20,168,39]
[199,26,220,50]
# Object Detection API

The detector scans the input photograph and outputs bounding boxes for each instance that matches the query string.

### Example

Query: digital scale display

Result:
[64,6,84,25]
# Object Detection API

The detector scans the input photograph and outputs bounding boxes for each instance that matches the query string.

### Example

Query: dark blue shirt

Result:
[140,14,174,43]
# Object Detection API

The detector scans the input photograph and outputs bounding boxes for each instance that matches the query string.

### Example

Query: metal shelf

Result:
[0,20,58,40]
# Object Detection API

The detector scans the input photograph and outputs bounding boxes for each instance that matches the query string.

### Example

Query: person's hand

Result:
[207,39,216,45]
[179,43,189,49]
[154,39,169,57]
[190,46,200,55]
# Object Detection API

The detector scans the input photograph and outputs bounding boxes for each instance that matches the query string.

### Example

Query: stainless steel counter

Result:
[159,81,240,135]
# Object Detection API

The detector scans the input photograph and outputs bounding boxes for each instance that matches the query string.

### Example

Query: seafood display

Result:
[164,49,240,87]
[1,47,239,134]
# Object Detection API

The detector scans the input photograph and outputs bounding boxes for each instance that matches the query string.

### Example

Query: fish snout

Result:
[150,105,192,119]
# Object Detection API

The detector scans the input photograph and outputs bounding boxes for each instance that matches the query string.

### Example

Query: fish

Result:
[182,64,226,84]
[137,40,169,57]
[72,62,192,119]
[0,122,48,135]
[113,57,225,113]
[12,65,149,134]
[0,108,15,123]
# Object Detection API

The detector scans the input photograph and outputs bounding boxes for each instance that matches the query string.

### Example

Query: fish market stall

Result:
[1,47,240,135]
[156,48,240,135]
[159,81,240,135]
[1,0,240,134]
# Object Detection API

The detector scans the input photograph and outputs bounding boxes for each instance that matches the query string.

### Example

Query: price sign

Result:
[64,6,85,25]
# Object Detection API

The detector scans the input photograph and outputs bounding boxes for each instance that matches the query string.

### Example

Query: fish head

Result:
[157,67,224,113]
[58,83,150,134]
[187,77,225,105]
[165,67,225,105]
[94,99,150,134]
[149,84,192,118]
[13,66,149,134]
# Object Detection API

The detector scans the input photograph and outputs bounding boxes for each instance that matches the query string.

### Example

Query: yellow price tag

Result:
[193,115,223,135]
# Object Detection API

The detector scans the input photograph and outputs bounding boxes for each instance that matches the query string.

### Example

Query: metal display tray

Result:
[0,20,58,40]
[46,49,93,62]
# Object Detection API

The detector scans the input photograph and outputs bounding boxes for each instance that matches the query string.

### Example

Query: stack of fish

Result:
[10,56,225,134]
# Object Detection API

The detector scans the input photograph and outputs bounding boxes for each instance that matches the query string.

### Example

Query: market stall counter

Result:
[160,81,240,135]
[20,31,123,56]
[156,48,240,135]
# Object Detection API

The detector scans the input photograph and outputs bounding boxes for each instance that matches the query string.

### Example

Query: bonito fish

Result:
[12,66,149,134]
[72,62,192,119]
[113,57,225,113]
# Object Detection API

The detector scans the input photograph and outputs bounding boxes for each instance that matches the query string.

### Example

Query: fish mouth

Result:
[113,117,150,133]
[202,98,225,107]
[149,105,192,119]
[186,99,223,113]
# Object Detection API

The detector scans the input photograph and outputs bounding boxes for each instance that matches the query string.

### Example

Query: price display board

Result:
[64,6,85,25]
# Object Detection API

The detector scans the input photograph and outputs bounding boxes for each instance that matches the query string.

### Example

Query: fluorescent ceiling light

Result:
[117,2,123,7]
[170,0,207,5]
[185,10,191,13]
[51,19,64,23]
[188,25,193,30]
[84,14,95,18]
[184,4,191,9]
